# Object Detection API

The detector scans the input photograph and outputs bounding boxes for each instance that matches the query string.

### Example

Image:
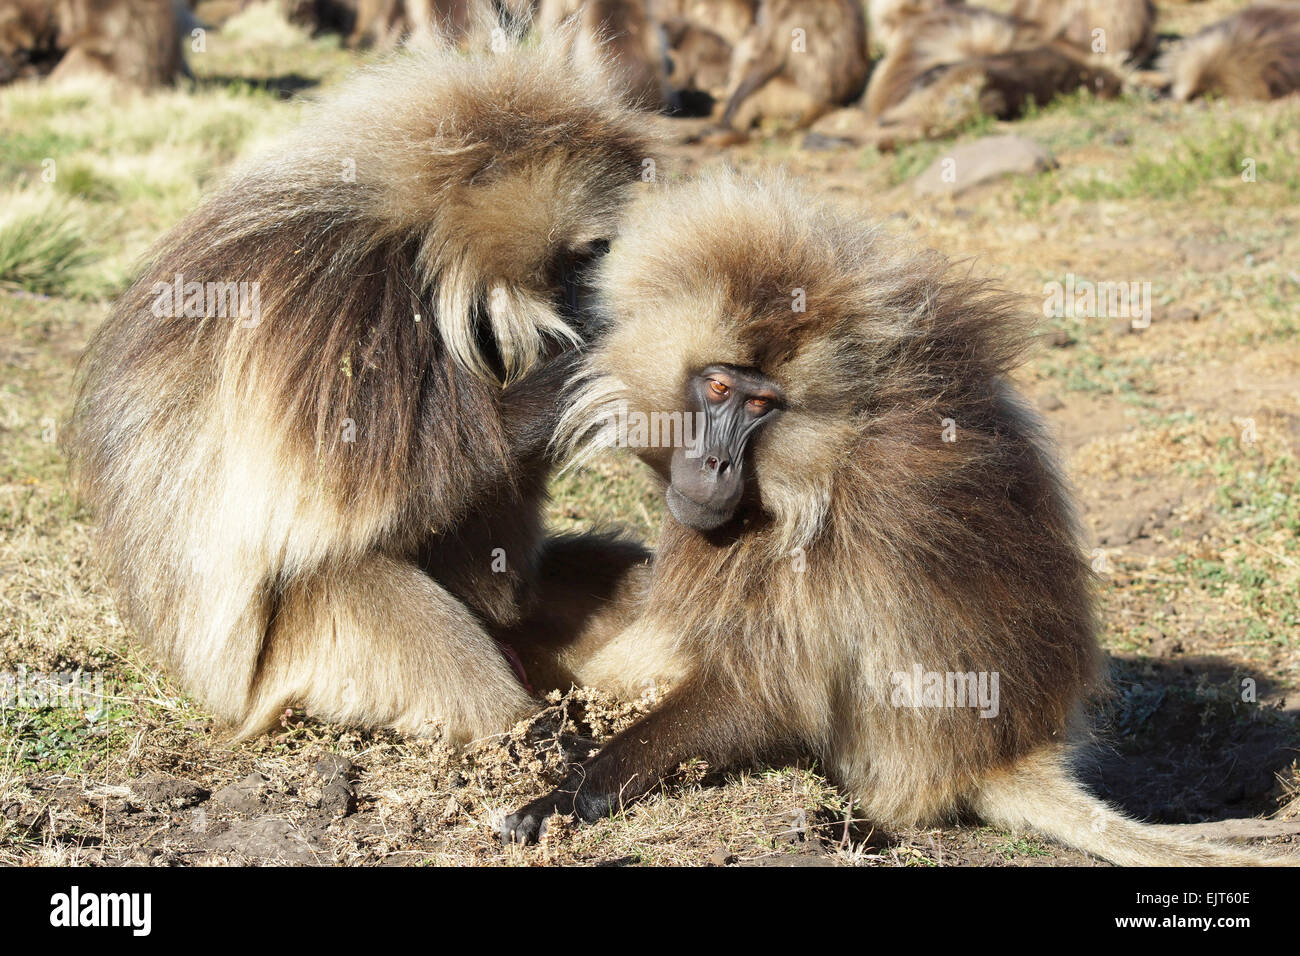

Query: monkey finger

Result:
[499,803,557,845]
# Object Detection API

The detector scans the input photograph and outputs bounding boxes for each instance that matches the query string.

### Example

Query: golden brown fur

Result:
[538,0,671,109]
[0,0,62,83]
[1162,3,1300,102]
[348,0,487,48]
[661,17,732,100]
[502,171,1291,866]
[50,0,184,86]
[718,0,870,130]
[863,5,1120,142]
[1010,0,1156,64]
[66,40,657,745]
[868,0,956,54]
[864,6,1041,118]
[657,0,755,104]
[681,0,753,45]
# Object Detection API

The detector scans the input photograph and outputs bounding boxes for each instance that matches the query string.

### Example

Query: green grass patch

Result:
[0,674,135,775]
[0,195,94,297]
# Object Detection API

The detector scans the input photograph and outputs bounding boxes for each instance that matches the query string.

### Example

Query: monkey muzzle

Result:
[665,364,782,532]
[666,445,746,531]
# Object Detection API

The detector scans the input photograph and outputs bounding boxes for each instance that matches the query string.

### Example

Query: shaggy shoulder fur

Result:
[1162,3,1300,101]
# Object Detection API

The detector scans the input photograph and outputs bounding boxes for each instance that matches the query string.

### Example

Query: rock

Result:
[913,136,1055,198]
[709,844,737,866]
[1038,393,1065,412]
[1042,329,1072,348]
[1107,129,1132,146]
[441,796,461,821]
[311,754,353,784]
[1096,513,1145,546]
[1152,304,1200,324]
[128,847,163,866]
[1149,636,1184,658]
[206,816,322,864]
[320,779,355,819]
[213,771,270,815]
[129,772,208,810]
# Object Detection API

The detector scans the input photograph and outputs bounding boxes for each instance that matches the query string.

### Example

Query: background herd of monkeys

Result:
[9,2,1293,866]
[2,0,1300,143]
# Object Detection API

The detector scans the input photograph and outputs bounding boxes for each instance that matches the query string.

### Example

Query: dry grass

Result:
[0,0,1296,866]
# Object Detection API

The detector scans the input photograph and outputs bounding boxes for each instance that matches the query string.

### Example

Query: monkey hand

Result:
[499,789,576,845]
[499,773,615,844]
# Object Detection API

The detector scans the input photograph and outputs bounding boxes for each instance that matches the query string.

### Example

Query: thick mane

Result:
[559,170,1032,473]
[72,35,654,526]
[1163,4,1300,101]
[575,171,1099,818]
[64,35,657,729]
[865,6,1034,117]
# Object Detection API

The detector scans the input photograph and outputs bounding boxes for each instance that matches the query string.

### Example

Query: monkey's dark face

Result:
[666,364,783,531]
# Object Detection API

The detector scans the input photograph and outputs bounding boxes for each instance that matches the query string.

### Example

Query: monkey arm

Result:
[500,671,777,843]
[719,58,785,127]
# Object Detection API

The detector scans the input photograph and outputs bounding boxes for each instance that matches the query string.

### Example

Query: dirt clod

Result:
[129,772,209,810]
[213,772,271,815]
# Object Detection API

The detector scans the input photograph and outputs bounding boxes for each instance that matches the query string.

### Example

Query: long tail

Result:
[970,752,1296,866]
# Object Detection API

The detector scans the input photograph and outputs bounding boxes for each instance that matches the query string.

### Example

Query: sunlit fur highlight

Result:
[1161,3,1300,102]
[1009,0,1156,65]
[66,36,655,744]
[555,170,1290,865]
[51,0,184,87]
[868,0,957,54]
[537,0,672,109]
[719,0,870,130]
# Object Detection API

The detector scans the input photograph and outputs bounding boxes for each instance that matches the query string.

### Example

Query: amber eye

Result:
[708,380,730,398]
[746,397,771,415]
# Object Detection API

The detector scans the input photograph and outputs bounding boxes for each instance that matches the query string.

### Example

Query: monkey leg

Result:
[501,671,778,843]
[729,77,826,131]
[239,553,535,746]
[494,533,686,697]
